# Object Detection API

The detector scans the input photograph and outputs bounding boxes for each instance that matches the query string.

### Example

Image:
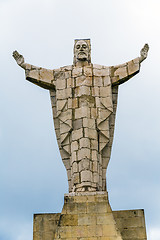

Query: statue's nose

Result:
[80,46,84,51]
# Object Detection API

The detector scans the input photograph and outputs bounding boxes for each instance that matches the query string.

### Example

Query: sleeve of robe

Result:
[25,63,56,90]
[111,57,140,86]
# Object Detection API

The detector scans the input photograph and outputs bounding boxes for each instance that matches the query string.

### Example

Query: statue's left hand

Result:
[140,44,149,62]
[12,50,25,67]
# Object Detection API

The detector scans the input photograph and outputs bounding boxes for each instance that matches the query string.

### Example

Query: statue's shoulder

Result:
[60,65,73,71]
[92,64,103,69]
[92,64,110,76]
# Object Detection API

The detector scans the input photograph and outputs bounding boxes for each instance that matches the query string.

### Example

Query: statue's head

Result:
[73,39,91,64]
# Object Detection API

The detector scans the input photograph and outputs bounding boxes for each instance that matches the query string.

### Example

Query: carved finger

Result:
[12,51,17,58]
[13,50,20,59]
[144,43,149,51]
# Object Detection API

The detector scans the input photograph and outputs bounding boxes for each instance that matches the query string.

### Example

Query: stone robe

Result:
[25,57,140,192]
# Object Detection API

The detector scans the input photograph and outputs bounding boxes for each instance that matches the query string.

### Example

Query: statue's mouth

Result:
[78,52,86,56]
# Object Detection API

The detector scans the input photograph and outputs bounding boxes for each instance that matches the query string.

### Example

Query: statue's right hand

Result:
[12,50,25,66]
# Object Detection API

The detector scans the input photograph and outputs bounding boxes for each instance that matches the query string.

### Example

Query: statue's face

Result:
[75,40,89,62]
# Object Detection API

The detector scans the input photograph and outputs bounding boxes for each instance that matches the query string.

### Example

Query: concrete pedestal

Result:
[33,192,147,240]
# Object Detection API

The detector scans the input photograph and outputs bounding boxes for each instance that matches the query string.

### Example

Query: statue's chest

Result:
[55,65,111,100]
[54,65,113,127]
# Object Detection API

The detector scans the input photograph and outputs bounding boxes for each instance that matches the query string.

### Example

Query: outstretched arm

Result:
[111,44,149,86]
[13,50,55,90]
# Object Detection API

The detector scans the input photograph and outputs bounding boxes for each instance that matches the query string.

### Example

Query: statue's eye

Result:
[76,45,80,49]
[82,44,87,49]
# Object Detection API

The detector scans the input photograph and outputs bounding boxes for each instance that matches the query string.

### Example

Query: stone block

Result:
[73,172,80,184]
[102,168,107,179]
[72,98,78,108]
[91,139,98,150]
[72,129,83,141]
[39,69,54,82]
[72,67,83,77]
[113,209,147,240]
[93,64,102,69]
[60,149,69,159]
[111,76,119,85]
[94,76,103,86]
[65,202,78,214]
[102,157,110,168]
[67,98,72,109]
[97,213,115,225]
[60,214,78,226]
[78,214,96,226]
[25,63,32,70]
[73,119,83,130]
[60,65,73,71]
[93,68,103,77]
[102,224,119,237]
[91,108,97,118]
[63,159,70,170]
[84,66,92,76]
[87,225,103,237]
[75,226,88,238]
[114,66,128,79]
[67,77,74,88]
[93,68,110,77]
[128,60,139,75]
[79,138,90,149]
[57,99,67,112]
[57,226,72,238]
[71,151,77,164]
[93,172,99,183]
[65,70,72,79]
[92,87,99,96]
[74,195,88,203]
[79,159,90,172]
[60,123,71,134]
[99,133,107,143]
[75,86,90,97]
[83,118,96,129]
[33,213,60,240]
[77,202,87,213]
[71,141,79,152]
[27,69,40,80]
[67,170,71,181]
[103,76,111,86]
[56,88,72,99]
[77,148,90,160]
[93,160,98,172]
[98,119,109,131]
[100,86,111,97]
[86,202,97,213]
[76,76,92,86]
[81,170,92,182]
[75,106,90,119]
[92,150,98,161]
[97,201,109,213]
[84,128,97,140]
[72,162,78,173]
[53,118,59,130]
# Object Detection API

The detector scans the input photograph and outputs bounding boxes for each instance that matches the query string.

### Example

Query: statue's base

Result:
[33,192,147,240]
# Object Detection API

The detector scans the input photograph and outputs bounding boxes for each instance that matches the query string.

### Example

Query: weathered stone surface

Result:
[72,129,83,141]
[13,40,149,194]
[33,193,147,240]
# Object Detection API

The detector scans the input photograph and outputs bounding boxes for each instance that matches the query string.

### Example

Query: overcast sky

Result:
[0,0,160,239]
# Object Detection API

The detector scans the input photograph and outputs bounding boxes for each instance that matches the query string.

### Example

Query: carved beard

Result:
[77,52,88,61]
